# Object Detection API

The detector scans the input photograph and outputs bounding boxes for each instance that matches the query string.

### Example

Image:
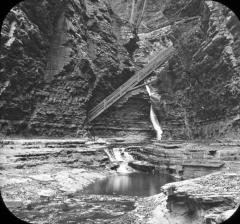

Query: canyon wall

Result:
[1,0,240,139]
[93,0,240,140]
[161,0,240,139]
[1,0,134,137]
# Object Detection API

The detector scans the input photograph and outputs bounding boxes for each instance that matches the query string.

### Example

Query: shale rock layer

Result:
[0,0,240,139]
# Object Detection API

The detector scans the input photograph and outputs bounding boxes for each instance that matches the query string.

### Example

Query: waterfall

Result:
[117,163,132,173]
[150,105,163,140]
[104,149,115,162]
[113,148,124,161]
[146,85,163,140]
[123,150,134,161]
[112,148,134,162]
[104,148,135,173]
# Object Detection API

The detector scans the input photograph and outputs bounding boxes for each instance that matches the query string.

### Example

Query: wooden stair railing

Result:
[88,46,175,122]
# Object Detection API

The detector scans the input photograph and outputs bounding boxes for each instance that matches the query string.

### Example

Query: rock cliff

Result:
[105,0,240,140]
[1,0,240,139]
[1,0,134,137]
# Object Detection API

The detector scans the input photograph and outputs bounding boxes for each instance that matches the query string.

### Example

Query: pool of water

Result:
[83,172,175,197]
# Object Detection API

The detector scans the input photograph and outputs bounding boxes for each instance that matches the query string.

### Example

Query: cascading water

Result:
[123,150,134,161]
[113,148,124,161]
[104,148,135,173]
[146,85,163,140]
[104,149,115,162]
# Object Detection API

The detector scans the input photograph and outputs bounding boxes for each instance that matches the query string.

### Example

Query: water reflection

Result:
[83,172,174,197]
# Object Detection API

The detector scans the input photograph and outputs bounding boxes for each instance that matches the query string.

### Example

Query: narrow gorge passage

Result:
[1,0,240,224]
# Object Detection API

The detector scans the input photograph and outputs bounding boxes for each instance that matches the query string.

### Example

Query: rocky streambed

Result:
[0,138,240,224]
[0,138,110,223]
[0,138,170,223]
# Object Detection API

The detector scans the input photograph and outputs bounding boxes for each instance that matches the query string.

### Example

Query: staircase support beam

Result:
[88,46,175,122]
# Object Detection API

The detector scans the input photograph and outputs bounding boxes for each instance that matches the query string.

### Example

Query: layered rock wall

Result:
[1,0,134,137]
[91,0,240,140]
[1,0,240,139]
[0,0,53,135]
[129,141,240,179]
[159,0,240,139]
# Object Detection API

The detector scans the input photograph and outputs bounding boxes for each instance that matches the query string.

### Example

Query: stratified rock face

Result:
[29,0,137,137]
[1,0,240,139]
[92,0,240,140]
[162,172,240,224]
[159,0,240,139]
[1,0,133,137]
[0,0,54,135]
[92,88,153,139]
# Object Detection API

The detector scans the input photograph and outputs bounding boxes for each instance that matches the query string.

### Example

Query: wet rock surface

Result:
[118,172,240,224]
[11,194,137,224]
[0,139,111,222]
[128,161,155,172]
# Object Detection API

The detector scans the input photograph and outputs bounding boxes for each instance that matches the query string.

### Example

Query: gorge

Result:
[0,0,240,223]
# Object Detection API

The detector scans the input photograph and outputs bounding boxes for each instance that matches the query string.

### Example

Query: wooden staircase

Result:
[88,46,175,122]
